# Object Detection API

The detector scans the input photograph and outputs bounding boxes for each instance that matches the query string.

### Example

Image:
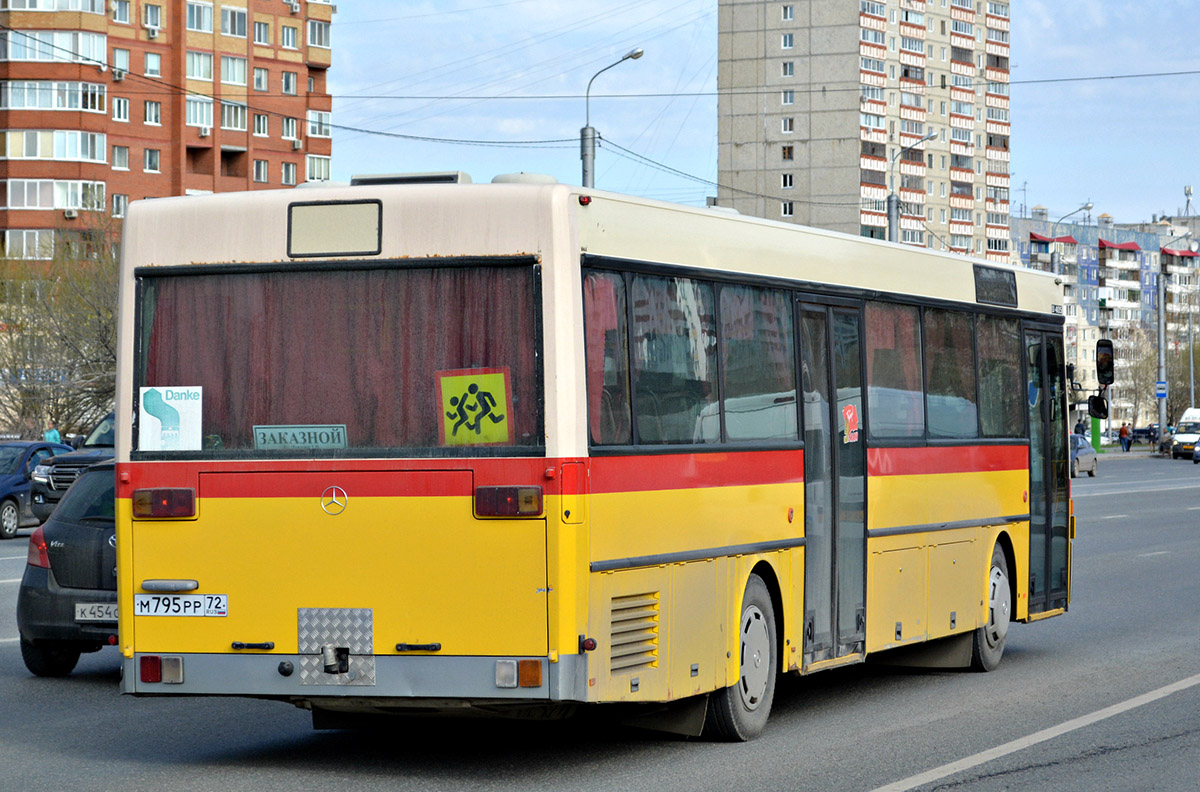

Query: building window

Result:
[781,201,794,217]
[112,0,129,23]
[281,25,297,49]
[4,230,55,261]
[281,161,297,186]
[307,110,331,137]
[185,95,213,127]
[253,20,270,45]
[281,117,298,140]
[253,159,269,183]
[782,173,793,189]
[781,61,794,77]
[782,4,793,20]
[144,3,162,28]
[781,117,794,133]
[144,100,160,125]
[282,71,297,95]
[221,7,247,37]
[112,193,128,217]
[781,145,793,161]
[253,67,269,91]
[253,113,268,136]
[144,148,161,173]
[308,19,331,48]
[113,48,130,73]
[306,154,331,182]
[186,2,213,33]
[112,145,129,170]
[112,97,129,122]
[144,52,161,77]
[220,101,247,131]
[1,31,106,64]
[186,51,213,81]
[781,33,793,49]
[309,76,315,93]
[221,55,247,85]
[782,89,794,105]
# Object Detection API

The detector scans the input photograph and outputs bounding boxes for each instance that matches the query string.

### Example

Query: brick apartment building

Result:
[0,0,334,261]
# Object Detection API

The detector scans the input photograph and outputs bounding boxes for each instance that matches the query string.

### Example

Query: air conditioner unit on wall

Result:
[199,126,210,137]
[146,26,159,39]
[289,1,300,13]
[291,139,302,150]
[113,69,125,81]
[63,209,78,220]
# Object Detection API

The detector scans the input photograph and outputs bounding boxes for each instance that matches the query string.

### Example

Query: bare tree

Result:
[0,215,118,438]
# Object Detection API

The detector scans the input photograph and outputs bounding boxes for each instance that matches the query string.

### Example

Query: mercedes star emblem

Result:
[321,485,348,516]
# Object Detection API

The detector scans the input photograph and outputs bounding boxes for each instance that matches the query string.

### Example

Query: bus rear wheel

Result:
[971,544,1011,671]
[705,573,777,741]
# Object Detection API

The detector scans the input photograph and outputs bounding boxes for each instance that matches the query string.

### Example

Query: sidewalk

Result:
[1095,444,1160,459]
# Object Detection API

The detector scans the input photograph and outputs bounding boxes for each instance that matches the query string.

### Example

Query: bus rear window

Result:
[136,263,543,456]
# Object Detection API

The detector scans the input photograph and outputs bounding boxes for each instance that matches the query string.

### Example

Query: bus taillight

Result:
[132,488,196,519]
[474,486,542,517]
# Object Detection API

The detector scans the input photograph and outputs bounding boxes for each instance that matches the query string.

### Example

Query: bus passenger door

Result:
[800,302,867,666]
[1025,328,1070,614]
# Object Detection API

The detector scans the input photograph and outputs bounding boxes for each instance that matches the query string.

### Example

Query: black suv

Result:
[30,412,114,523]
[17,460,117,676]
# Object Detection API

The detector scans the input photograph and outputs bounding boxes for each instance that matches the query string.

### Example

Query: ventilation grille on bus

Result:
[609,592,660,673]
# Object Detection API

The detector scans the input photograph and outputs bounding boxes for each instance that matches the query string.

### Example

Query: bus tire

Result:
[705,573,777,741]
[971,543,1011,672]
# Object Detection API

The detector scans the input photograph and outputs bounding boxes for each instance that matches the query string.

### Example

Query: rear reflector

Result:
[474,486,542,517]
[517,659,542,688]
[140,655,162,683]
[27,526,50,569]
[132,488,196,518]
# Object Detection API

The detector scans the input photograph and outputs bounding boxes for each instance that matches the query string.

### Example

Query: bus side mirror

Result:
[1087,395,1109,420]
[1096,339,1114,386]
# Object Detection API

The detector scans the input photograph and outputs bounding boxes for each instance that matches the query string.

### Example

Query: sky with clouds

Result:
[327,0,1200,223]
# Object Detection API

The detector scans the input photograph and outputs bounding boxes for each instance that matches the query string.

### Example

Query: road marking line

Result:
[1098,514,1128,519]
[0,555,28,561]
[1074,483,1200,498]
[0,578,21,584]
[0,637,18,644]
[1138,551,1170,557]
[1189,507,1200,511]
[870,672,1200,792]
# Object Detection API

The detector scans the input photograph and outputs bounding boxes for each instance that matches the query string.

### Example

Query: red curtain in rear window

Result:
[140,265,542,452]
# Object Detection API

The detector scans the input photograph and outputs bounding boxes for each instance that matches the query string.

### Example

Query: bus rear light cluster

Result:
[132,488,196,519]
[474,486,542,517]
[139,655,184,683]
[494,659,543,688]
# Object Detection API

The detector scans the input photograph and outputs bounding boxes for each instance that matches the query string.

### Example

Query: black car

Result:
[0,440,74,539]
[30,412,114,523]
[17,461,117,677]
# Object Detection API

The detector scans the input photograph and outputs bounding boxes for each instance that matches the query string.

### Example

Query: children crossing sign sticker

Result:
[436,367,513,446]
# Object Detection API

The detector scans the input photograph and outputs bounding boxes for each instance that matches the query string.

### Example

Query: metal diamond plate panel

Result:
[298,655,376,686]
[297,607,373,654]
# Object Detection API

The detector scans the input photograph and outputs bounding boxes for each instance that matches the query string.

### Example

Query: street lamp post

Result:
[1048,201,1093,276]
[887,129,937,243]
[581,48,643,189]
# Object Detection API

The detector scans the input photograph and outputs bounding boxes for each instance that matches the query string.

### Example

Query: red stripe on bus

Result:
[588,450,804,494]
[867,445,1028,476]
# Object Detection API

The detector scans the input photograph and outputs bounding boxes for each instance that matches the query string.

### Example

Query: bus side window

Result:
[584,271,632,445]
[865,302,924,439]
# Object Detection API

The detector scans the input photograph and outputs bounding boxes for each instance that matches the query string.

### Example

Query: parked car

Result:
[16,461,116,677]
[29,412,114,523]
[1070,434,1098,478]
[0,441,74,539]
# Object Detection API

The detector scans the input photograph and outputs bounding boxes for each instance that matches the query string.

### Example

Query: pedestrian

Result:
[1074,418,1085,435]
[1118,422,1130,452]
[43,420,60,444]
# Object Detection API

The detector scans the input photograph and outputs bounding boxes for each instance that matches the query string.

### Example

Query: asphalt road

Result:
[1,453,1198,791]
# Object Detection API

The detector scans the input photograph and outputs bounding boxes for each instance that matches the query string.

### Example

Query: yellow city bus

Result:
[115,174,1074,740]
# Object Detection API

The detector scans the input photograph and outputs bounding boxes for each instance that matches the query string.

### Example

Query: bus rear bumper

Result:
[122,652,588,705]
